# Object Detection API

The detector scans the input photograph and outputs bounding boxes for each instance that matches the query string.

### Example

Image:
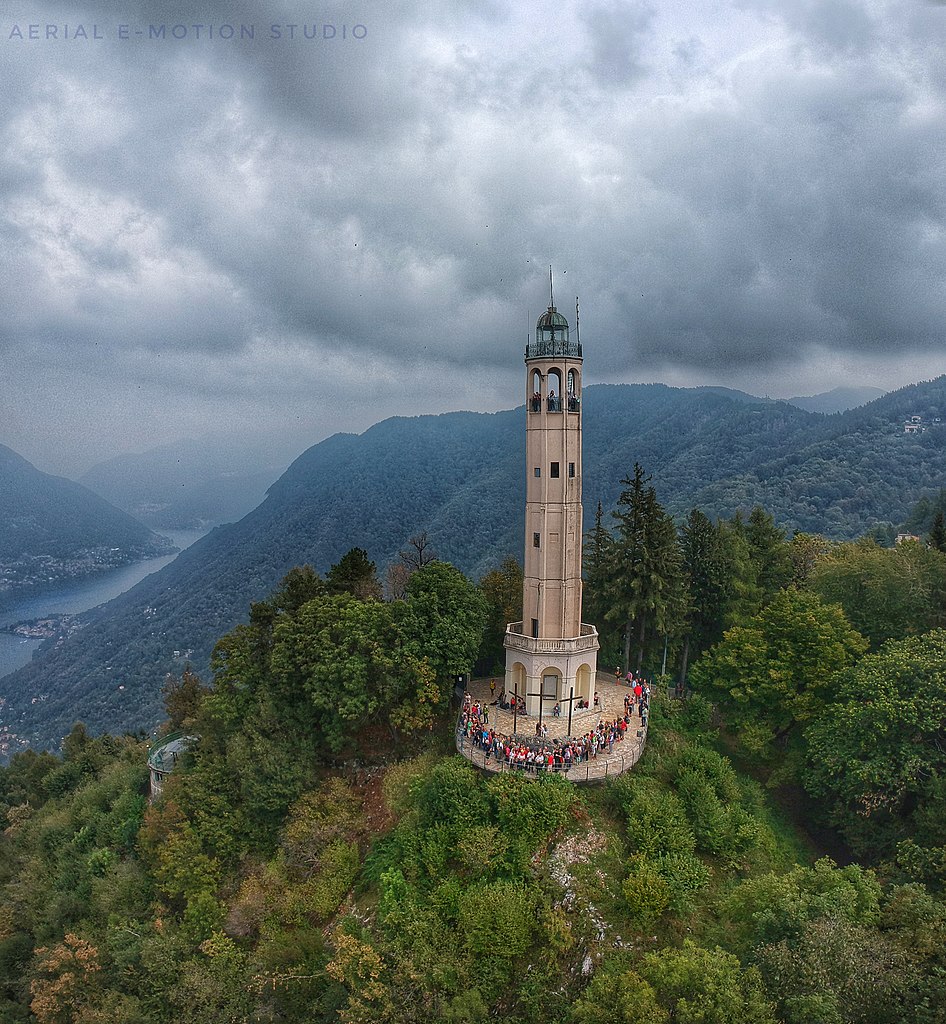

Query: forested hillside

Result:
[0,445,174,608]
[2,378,945,753]
[1,553,945,1022]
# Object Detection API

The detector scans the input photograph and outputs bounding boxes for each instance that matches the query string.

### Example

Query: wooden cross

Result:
[557,685,583,737]
[526,680,560,729]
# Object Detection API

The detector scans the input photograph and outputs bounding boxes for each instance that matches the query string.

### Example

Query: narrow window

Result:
[550,462,560,478]
[534,467,541,477]
[533,532,541,548]
[531,618,539,638]
[568,462,575,478]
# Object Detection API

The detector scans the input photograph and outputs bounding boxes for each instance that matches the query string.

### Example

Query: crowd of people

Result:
[457,685,648,774]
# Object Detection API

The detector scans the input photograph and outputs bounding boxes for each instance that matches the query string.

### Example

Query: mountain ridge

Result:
[2,377,944,752]
[0,443,174,610]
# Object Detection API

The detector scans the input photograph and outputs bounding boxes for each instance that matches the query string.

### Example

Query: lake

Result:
[0,528,209,681]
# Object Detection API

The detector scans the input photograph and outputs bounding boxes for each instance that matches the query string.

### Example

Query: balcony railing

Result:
[526,339,583,359]
[504,622,600,655]
[456,717,648,783]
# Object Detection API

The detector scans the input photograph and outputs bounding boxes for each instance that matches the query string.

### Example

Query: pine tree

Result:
[583,501,614,646]
[678,509,734,687]
[745,506,793,601]
[929,510,946,553]
[606,464,683,673]
[326,548,382,600]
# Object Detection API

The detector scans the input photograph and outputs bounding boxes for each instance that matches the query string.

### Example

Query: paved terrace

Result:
[456,672,649,783]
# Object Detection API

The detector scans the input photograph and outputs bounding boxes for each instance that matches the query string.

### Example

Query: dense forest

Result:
[1,518,946,1023]
[3,377,946,753]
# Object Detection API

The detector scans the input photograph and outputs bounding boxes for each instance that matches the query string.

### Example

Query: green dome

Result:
[528,305,581,360]
[536,306,569,330]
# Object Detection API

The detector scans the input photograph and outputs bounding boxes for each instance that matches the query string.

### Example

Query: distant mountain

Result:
[0,444,174,608]
[785,386,887,414]
[692,386,771,404]
[3,377,945,752]
[80,438,286,529]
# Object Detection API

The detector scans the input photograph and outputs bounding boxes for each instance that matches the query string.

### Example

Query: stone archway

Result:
[506,661,526,705]
[575,663,593,705]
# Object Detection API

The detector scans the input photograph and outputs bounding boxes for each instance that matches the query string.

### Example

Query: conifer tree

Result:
[677,509,734,687]
[478,555,523,671]
[583,501,614,646]
[929,510,946,553]
[745,506,794,601]
[326,548,383,600]
[606,465,683,673]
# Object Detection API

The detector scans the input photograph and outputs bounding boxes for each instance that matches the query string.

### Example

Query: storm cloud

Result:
[2,0,946,474]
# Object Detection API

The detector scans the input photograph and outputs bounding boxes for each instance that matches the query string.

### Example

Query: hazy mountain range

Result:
[79,438,287,530]
[2,377,942,753]
[785,385,887,414]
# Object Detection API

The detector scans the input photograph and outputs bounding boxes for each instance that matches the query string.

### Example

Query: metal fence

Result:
[455,721,648,784]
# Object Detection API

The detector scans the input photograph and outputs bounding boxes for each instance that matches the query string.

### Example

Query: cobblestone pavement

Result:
[455,672,649,782]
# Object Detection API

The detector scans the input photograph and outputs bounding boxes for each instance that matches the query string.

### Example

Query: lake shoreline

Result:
[0,528,210,682]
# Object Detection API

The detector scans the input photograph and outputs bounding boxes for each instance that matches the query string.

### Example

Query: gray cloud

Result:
[2,0,946,475]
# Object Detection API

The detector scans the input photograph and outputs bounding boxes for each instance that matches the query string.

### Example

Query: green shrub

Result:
[458,879,537,969]
[653,851,711,915]
[623,855,672,926]
[614,777,696,858]
[416,758,488,831]
[299,839,360,920]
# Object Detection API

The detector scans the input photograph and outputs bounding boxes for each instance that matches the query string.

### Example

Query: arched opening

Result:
[575,664,593,706]
[539,667,562,715]
[547,368,563,412]
[506,662,527,707]
[567,369,580,411]
[530,369,542,413]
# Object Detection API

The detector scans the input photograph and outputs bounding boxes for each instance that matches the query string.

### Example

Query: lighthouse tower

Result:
[503,286,599,720]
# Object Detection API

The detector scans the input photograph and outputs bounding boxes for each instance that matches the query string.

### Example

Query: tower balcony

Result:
[525,338,583,360]
[504,621,599,655]
[528,394,582,413]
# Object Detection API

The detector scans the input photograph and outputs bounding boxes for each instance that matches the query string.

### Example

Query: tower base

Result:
[503,622,599,720]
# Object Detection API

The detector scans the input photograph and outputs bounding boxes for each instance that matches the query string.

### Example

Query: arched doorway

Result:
[575,664,593,706]
[506,661,526,706]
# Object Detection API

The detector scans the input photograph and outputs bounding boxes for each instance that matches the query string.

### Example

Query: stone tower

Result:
[503,290,599,720]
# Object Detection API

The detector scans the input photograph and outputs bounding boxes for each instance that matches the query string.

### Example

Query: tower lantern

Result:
[503,288,599,721]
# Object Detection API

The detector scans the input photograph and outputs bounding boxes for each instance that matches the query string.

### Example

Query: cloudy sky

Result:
[2,0,946,477]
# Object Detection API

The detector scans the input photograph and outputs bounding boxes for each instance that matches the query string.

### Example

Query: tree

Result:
[744,506,794,600]
[690,589,867,758]
[606,465,684,672]
[929,510,946,553]
[162,667,208,731]
[270,595,429,750]
[30,934,103,1024]
[677,509,737,686]
[404,561,487,690]
[754,917,919,1024]
[326,548,383,601]
[639,941,777,1024]
[574,943,777,1024]
[788,531,831,587]
[477,556,523,673]
[804,630,946,857]
[399,531,437,571]
[384,561,411,601]
[583,502,615,654]
[809,540,946,648]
